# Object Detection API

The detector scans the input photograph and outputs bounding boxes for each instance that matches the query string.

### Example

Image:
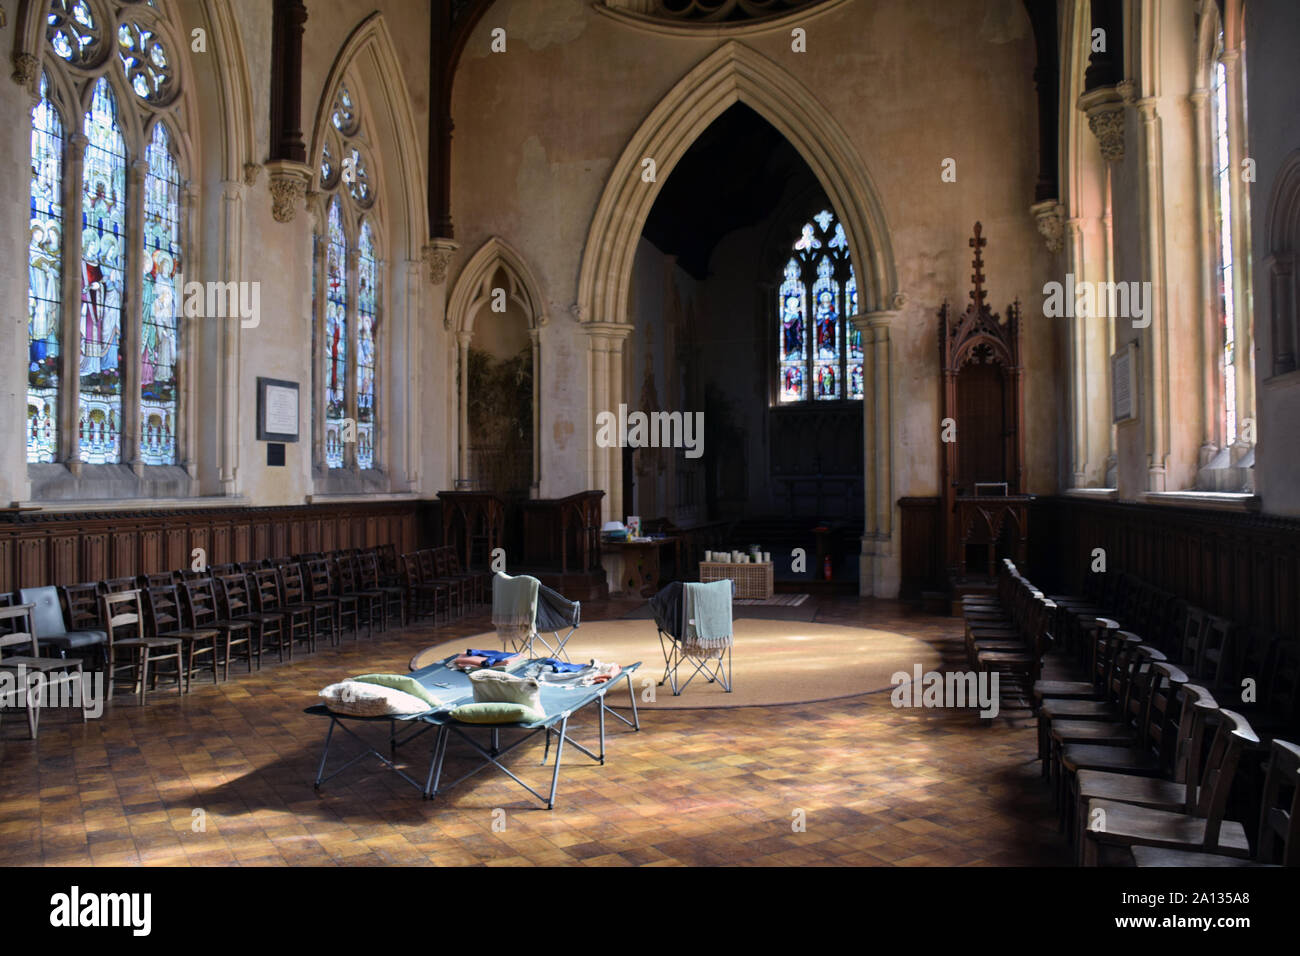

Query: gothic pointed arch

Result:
[446,236,546,494]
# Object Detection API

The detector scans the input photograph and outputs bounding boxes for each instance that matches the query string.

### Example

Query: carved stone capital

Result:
[11,52,38,93]
[1079,86,1126,163]
[264,159,312,224]
[1030,200,1065,254]
[424,238,459,288]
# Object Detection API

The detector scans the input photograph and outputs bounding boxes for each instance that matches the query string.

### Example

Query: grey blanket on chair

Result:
[684,580,733,649]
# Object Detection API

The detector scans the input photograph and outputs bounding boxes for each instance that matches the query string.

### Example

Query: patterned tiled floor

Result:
[0,597,1071,866]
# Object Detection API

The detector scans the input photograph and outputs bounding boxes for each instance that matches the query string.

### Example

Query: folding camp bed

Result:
[306,656,640,808]
[420,657,640,808]
[651,579,735,696]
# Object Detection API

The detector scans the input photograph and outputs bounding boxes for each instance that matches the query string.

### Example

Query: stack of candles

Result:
[704,550,772,564]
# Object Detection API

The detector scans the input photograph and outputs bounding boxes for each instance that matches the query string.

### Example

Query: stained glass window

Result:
[776,208,859,404]
[315,75,384,475]
[356,221,377,470]
[79,78,126,464]
[47,0,101,65]
[140,122,181,466]
[28,74,63,463]
[1212,32,1237,446]
[331,84,358,135]
[846,268,863,400]
[117,22,174,103]
[324,198,348,469]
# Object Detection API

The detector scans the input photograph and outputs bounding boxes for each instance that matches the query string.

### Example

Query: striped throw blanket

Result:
[492,572,539,651]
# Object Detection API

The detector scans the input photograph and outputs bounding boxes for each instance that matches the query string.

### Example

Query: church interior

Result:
[2,0,1299,879]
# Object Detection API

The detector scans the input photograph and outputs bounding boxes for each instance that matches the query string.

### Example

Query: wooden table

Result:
[601,536,679,597]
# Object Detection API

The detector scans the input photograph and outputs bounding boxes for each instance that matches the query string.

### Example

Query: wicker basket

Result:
[699,561,774,600]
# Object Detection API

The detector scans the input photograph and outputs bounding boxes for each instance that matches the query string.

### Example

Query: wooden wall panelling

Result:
[0,502,427,591]
[1033,497,1300,637]
[139,529,161,575]
[0,538,12,594]
[166,527,188,572]
[50,534,77,586]
[253,521,271,561]
[210,525,230,566]
[233,525,250,563]
[190,526,209,573]
[81,533,108,584]
[19,537,44,590]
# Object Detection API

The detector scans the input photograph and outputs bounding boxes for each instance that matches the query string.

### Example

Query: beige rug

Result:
[409,618,942,709]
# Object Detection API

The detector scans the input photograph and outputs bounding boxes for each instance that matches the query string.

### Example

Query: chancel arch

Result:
[575,39,901,594]
[446,236,546,496]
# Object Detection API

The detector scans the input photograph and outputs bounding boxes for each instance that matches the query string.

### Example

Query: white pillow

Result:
[320,680,430,717]
[468,670,543,711]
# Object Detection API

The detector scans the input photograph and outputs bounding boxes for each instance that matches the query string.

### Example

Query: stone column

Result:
[60,132,87,470]
[125,159,147,474]
[854,306,898,596]
[456,329,471,488]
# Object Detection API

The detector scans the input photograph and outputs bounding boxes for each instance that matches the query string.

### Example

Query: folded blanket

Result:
[492,572,539,649]
[684,580,732,649]
[581,660,621,685]
[468,648,519,665]
[534,658,587,674]
[452,654,487,669]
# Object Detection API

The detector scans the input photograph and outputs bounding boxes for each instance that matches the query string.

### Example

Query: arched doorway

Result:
[575,41,902,594]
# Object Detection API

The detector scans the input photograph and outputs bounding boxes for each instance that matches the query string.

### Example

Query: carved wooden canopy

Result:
[939,222,1022,374]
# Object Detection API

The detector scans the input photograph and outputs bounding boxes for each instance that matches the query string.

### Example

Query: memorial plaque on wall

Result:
[1111,342,1138,423]
[257,377,300,442]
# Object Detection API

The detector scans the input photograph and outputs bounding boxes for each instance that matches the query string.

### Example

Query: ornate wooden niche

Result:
[938,223,1029,577]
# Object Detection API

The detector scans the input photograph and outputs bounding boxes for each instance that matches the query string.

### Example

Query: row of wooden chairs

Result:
[0,545,473,723]
[1047,569,1299,748]
[400,547,489,626]
[1029,568,1300,866]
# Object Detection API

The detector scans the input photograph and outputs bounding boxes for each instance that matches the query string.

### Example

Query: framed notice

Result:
[257,377,300,442]
[1111,342,1138,424]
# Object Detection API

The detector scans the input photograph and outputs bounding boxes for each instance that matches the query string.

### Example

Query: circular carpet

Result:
[409,618,942,709]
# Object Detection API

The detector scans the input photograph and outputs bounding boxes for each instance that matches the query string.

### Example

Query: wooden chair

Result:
[1082,708,1259,865]
[215,572,284,664]
[1130,737,1300,867]
[359,550,406,628]
[1057,650,1183,827]
[101,576,138,595]
[180,577,257,678]
[306,559,359,640]
[103,589,183,704]
[277,562,335,648]
[252,569,308,660]
[443,546,488,605]
[336,555,383,638]
[402,551,449,624]
[0,604,88,738]
[1073,682,1219,853]
[141,571,179,589]
[142,584,220,691]
[420,549,463,619]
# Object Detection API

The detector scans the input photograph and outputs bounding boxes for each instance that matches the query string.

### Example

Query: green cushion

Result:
[351,673,445,707]
[451,701,545,725]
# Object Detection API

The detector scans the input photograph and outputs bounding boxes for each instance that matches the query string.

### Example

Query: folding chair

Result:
[532,584,581,661]
[651,580,735,696]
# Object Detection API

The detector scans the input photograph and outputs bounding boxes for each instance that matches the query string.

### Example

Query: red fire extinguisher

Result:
[823,555,833,581]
